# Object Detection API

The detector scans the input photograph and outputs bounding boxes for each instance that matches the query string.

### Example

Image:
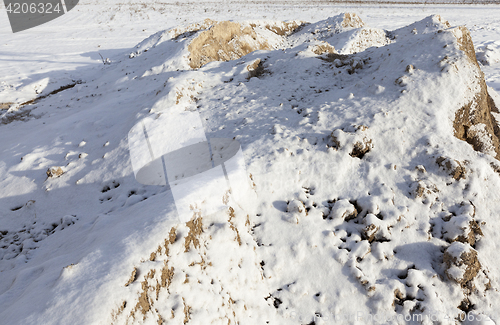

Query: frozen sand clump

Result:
[444,242,481,287]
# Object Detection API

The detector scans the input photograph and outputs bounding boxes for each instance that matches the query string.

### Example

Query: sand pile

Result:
[8,11,500,325]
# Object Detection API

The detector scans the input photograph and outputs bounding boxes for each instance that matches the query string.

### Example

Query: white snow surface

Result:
[477,41,500,66]
[1,2,500,325]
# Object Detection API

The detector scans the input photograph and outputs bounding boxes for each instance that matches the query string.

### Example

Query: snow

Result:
[477,41,500,66]
[1,2,500,325]
[443,214,473,241]
[446,241,473,259]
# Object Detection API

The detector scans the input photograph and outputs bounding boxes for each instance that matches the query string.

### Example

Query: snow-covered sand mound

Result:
[2,13,500,325]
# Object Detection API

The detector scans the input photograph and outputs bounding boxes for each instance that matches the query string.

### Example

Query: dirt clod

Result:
[46,166,64,178]
[444,215,483,246]
[350,139,372,159]
[458,219,483,246]
[125,267,137,286]
[436,157,466,180]
[287,199,306,214]
[363,224,379,242]
[443,242,481,287]
[169,227,177,244]
[412,180,438,199]
[246,59,267,79]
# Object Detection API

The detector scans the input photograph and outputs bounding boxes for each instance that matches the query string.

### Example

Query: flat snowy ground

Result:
[1,2,500,325]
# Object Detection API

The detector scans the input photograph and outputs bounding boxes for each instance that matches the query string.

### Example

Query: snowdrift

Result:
[2,13,500,325]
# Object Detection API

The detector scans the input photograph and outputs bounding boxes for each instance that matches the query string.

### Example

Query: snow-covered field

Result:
[1,1,500,325]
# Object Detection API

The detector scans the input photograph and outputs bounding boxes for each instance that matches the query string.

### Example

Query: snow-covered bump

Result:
[410,180,438,199]
[443,242,481,287]
[329,125,373,159]
[443,214,483,246]
[328,199,357,221]
[391,14,451,38]
[246,58,265,80]
[286,199,306,215]
[476,41,500,66]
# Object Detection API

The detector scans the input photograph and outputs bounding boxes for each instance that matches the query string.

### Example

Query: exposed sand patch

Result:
[444,242,481,288]
[182,298,191,324]
[188,21,270,69]
[110,301,127,325]
[184,217,203,252]
[436,156,467,180]
[228,207,242,246]
[134,270,156,317]
[46,166,64,178]
[114,226,178,324]
[312,43,336,55]
[125,267,137,286]
[262,21,303,36]
[341,13,365,28]
[0,102,12,110]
